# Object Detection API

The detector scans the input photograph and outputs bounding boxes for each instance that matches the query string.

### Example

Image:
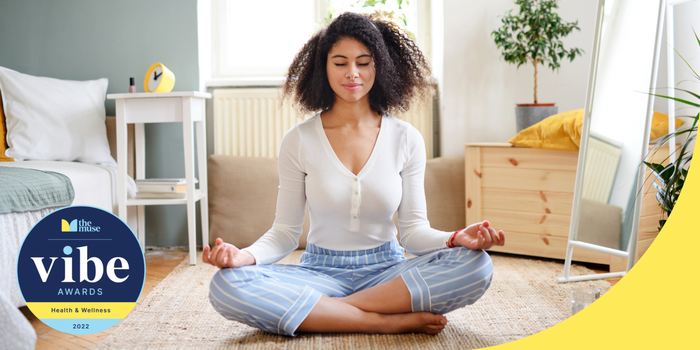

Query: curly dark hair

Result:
[282,12,432,115]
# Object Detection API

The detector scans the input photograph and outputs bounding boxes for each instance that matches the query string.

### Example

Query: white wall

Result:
[440,0,598,157]
[655,0,700,145]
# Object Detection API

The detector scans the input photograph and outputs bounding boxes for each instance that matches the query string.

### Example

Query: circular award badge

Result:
[17,206,145,334]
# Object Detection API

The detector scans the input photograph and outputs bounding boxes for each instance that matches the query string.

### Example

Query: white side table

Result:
[107,91,211,265]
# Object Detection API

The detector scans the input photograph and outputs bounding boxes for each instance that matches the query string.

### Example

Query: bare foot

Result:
[376,312,447,335]
[298,296,447,335]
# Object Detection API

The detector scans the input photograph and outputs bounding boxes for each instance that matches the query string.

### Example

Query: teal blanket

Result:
[0,167,75,214]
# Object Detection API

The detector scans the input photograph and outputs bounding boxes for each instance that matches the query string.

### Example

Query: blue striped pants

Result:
[209,239,493,336]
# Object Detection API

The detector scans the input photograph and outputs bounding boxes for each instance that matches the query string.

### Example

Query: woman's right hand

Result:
[202,238,256,268]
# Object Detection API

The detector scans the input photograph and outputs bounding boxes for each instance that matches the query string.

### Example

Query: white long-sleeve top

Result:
[243,113,454,265]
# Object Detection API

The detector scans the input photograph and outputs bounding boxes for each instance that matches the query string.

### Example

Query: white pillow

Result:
[0,66,116,166]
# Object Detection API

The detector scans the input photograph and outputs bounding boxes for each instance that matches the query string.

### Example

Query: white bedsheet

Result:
[0,208,57,307]
[0,160,136,212]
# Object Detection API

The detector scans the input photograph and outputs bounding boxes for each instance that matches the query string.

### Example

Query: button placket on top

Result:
[350,177,361,232]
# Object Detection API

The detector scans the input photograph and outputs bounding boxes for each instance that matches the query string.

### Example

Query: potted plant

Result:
[645,33,699,230]
[492,0,584,132]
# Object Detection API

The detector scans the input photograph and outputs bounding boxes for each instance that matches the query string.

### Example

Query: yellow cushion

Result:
[508,109,584,152]
[508,109,685,151]
[0,90,15,162]
[649,111,685,141]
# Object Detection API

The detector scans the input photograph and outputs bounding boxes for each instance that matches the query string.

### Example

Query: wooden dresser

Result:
[464,143,665,268]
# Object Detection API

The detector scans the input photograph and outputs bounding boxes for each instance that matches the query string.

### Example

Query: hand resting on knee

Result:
[203,238,256,268]
[452,220,506,250]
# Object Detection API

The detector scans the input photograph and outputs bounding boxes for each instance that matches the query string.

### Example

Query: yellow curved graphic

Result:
[61,219,70,232]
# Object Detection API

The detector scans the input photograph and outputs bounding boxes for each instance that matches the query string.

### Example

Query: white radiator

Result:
[581,133,622,203]
[213,88,435,158]
[394,94,435,159]
[213,88,302,158]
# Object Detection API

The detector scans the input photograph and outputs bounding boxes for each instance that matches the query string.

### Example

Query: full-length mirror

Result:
[558,0,665,282]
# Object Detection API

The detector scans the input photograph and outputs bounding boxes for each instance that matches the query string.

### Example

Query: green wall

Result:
[0,0,202,248]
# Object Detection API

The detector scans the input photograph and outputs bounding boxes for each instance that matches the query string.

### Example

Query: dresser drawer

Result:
[465,143,611,264]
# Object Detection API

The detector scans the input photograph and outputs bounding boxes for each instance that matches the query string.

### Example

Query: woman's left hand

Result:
[452,220,505,250]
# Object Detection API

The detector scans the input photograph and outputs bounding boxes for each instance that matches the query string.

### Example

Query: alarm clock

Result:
[143,62,176,93]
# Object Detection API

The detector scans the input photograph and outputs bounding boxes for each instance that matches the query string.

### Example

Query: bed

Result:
[0,119,136,308]
[0,66,136,308]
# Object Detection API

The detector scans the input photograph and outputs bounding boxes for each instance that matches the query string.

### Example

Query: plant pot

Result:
[515,103,558,133]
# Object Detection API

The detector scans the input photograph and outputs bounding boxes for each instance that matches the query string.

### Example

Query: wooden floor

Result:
[21,249,188,350]
[21,250,619,350]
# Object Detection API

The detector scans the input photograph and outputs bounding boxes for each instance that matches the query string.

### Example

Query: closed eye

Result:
[334,63,369,66]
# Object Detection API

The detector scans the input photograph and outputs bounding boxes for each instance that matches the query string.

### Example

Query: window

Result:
[327,0,418,39]
[208,0,429,85]
[212,0,318,79]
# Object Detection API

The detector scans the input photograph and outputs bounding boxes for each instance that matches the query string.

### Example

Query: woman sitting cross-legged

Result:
[203,12,505,336]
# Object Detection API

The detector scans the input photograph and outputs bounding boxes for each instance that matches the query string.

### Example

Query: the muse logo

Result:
[61,219,100,232]
[17,206,144,335]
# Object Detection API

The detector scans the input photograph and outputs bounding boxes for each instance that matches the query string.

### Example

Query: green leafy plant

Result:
[643,136,694,230]
[492,0,584,103]
[645,33,700,230]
